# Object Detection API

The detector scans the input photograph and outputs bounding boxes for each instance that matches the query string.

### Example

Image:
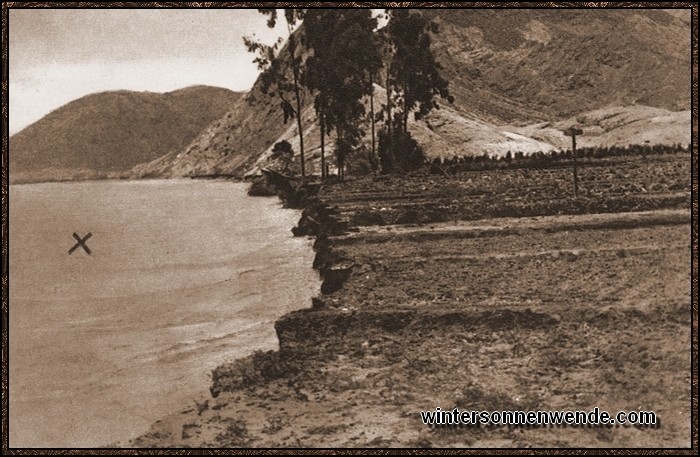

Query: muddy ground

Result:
[131,152,692,448]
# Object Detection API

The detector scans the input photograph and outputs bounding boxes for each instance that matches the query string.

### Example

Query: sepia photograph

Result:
[2,3,696,451]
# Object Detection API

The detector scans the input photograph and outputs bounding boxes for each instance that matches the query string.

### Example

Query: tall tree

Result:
[244,9,308,177]
[304,10,382,180]
[301,10,333,179]
[381,9,453,172]
[367,26,385,172]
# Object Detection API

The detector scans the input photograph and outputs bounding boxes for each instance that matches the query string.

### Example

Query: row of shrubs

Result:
[429,143,690,174]
[252,140,689,184]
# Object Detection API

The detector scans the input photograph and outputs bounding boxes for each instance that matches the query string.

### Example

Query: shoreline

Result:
[9,175,245,186]
[9,179,318,448]
[130,152,691,448]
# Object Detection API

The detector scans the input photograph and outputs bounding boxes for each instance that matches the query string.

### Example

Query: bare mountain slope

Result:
[506,106,691,151]
[425,9,690,123]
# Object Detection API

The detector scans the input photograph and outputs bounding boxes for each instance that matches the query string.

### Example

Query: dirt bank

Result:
[131,152,692,448]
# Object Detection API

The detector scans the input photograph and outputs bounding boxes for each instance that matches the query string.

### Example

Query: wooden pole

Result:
[564,127,583,197]
[572,132,579,197]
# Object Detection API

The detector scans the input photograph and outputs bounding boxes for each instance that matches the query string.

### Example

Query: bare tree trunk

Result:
[320,108,326,180]
[337,132,344,181]
[386,70,392,138]
[369,73,376,170]
[288,31,306,178]
[292,65,305,178]
[402,83,409,135]
[386,68,393,171]
[338,134,342,182]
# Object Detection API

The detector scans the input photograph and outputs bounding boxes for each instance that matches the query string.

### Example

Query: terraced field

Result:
[133,151,692,448]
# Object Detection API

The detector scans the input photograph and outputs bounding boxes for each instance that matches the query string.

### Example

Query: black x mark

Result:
[68,232,92,255]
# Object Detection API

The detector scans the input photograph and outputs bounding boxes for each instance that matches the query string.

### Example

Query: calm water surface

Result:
[9,180,319,447]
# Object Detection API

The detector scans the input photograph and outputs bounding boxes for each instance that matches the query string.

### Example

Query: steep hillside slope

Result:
[10,86,242,183]
[506,106,691,151]
[135,9,690,179]
[133,87,317,179]
[425,8,690,123]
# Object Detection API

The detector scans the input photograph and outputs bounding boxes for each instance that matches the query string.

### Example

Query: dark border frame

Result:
[1,2,697,454]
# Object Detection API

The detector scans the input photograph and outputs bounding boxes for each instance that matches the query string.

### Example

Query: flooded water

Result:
[9,180,319,448]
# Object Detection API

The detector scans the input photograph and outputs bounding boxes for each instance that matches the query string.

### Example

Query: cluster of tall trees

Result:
[244,8,452,179]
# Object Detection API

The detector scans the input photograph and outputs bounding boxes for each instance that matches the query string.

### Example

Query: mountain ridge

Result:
[10,85,243,183]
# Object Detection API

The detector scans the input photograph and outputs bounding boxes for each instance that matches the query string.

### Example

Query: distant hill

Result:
[134,9,690,179]
[10,86,242,183]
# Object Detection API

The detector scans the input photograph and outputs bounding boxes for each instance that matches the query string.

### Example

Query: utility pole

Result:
[564,127,583,197]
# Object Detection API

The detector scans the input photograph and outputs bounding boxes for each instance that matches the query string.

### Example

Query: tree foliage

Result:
[244,9,451,178]
[243,9,308,177]
[380,9,453,173]
[304,10,382,180]
[268,140,297,175]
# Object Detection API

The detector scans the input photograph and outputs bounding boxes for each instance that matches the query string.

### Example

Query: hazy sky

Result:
[9,8,290,134]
